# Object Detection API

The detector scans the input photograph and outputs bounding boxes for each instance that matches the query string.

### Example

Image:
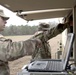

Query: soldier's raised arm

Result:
[47,22,70,40]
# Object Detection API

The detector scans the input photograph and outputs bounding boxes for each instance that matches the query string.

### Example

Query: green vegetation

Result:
[1,25,38,36]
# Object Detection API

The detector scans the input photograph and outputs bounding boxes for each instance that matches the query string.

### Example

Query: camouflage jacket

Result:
[0,36,37,75]
[32,23,69,59]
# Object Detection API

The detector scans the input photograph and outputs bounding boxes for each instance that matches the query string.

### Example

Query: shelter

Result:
[0,0,76,64]
[0,0,75,20]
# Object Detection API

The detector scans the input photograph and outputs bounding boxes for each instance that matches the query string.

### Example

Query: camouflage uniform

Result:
[0,36,37,75]
[32,23,69,59]
[0,9,41,75]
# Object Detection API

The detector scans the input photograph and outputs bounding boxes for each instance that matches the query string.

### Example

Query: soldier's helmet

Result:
[38,23,50,31]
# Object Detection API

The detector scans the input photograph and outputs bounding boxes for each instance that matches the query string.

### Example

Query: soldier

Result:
[32,22,69,60]
[0,9,40,75]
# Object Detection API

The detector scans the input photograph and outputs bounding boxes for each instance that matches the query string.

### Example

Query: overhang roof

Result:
[20,9,72,21]
[0,0,76,20]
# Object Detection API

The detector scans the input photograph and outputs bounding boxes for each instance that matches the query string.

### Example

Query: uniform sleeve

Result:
[0,39,36,61]
[47,23,69,40]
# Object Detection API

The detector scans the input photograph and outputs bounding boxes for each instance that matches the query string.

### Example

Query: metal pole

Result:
[73,6,76,65]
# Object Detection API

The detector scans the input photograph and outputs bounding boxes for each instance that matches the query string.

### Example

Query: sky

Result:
[0,5,63,26]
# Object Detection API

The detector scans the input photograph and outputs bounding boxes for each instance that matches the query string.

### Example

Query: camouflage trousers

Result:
[32,45,51,59]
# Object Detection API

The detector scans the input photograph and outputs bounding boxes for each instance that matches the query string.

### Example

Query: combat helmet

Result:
[38,23,50,31]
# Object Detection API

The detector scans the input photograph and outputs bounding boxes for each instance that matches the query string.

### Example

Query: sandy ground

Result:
[5,34,62,75]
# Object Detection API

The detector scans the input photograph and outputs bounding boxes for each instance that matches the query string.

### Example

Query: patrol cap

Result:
[0,9,9,20]
[38,23,50,31]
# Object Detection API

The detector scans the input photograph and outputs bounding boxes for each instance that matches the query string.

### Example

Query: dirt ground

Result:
[9,56,31,75]
[6,34,62,75]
